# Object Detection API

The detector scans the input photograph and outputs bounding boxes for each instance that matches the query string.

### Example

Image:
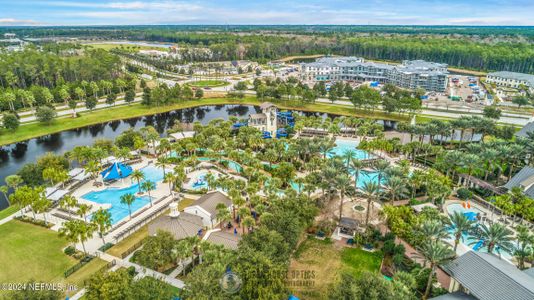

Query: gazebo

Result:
[100,162,133,181]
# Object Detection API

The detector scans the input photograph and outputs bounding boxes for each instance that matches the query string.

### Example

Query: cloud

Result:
[0,18,43,25]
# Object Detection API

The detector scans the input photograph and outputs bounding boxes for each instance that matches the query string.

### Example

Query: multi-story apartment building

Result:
[300,57,448,92]
[486,71,534,93]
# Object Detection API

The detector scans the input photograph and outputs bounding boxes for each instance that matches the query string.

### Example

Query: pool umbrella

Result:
[101,162,133,181]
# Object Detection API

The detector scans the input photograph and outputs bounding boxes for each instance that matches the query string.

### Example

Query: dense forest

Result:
[1,26,534,73]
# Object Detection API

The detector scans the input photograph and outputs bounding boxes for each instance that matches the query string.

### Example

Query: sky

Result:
[0,0,532,26]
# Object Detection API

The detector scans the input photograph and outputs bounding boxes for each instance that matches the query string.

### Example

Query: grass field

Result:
[85,43,169,52]
[289,237,382,300]
[188,80,229,87]
[106,198,194,258]
[0,96,411,146]
[0,205,18,220]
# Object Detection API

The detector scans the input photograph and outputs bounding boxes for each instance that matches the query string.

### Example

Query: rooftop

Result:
[504,166,534,198]
[148,212,203,240]
[443,251,534,300]
[487,71,534,86]
[193,191,232,217]
[515,121,534,138]
[205,230,241,250]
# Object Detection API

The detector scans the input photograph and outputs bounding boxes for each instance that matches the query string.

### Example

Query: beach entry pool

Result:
[82,165,166,224]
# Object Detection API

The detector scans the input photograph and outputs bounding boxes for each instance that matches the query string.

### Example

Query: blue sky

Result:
[0,0,532,26]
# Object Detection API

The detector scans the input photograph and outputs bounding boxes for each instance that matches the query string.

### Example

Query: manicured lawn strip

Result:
[0,96,409,146]
[340,247,383,276]
[0,205,19,220]
[188,80,229,87]
[65,258,109,290]
[106,198,194,258]
[0,220,77,283]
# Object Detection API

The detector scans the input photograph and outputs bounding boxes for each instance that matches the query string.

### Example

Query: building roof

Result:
[524,267,534,279]
[504,166,534,198]
[249,113,267,119]
[515,121,534,138]
[429,291,477,300]
[194,191,232,218]
[169,131,195,140]
[487,71,534,86]
[148,212,204,240]
[443,251,534,300]
[339,217,359,230]
[205,230,241,250]
[259,102,276,110]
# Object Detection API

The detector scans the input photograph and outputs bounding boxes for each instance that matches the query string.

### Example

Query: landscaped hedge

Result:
[14,215,53,228]
[98,242,114,252]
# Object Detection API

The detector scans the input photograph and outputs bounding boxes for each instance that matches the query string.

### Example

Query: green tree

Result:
[417,240,455,300]
[482,106,502,119]
[120,193,136,219]
[471,223,515,255]
[35,106,57,124]
[131,170,145,194]
[448,211,476,252]
[91,208,112,244]
[2,112,19,130]
[141,180,156,206]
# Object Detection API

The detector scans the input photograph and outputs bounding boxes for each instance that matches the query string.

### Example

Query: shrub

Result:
[456,188,472,200]
[35,106,57,124]
[3,112,19,130]
[64,246,76,256]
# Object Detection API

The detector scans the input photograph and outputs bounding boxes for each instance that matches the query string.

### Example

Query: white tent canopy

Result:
[73,170,90,181]
[47,189,69,202]
[68,168,84,177]
[169,131,195,141]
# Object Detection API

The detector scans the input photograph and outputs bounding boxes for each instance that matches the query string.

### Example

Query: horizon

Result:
[0,0,533,26]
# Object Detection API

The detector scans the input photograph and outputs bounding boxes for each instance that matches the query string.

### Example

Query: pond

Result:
[0,104,396,209]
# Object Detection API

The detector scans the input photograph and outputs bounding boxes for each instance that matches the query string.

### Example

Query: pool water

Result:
[82,166,166,224]
[446,203,514,259]
[352,170,383,189]
[327,139,371,160]
[192,174,208,190]
[169,153,243,173]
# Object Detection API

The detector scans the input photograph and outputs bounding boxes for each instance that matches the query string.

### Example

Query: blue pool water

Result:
[327,139,371,160]
[82,166,166,224]
[352,170,383,189]
[169,153,243,173]
[446,203,514,259]
[192,174,208,190]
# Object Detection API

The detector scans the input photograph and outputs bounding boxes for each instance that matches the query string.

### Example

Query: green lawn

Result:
[0,220,110,298]
[289,237,383,300]
[0,205,19,220]
[0,220,76,284]
[341,247,383,276]
[0,96,410,146]
[188,80,229,87]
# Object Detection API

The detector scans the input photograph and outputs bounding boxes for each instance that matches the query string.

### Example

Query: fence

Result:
[64,255,94,278]
[120,238,147,259]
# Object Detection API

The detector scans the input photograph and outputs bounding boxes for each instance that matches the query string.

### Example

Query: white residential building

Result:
[486,71,534,93]
[301,56,449,92]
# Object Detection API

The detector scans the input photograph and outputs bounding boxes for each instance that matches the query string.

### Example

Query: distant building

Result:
[486,71,534,93]
[248,102,278,136]
[300,56,448,92]
[515,119,534,139]
[3,33,16,39]
[438,251,534,300]
[504,165,534,198]
[183,191,232,228]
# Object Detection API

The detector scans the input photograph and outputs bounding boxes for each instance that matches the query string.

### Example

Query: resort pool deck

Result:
[81,165,167,224]
[353,170,383,189]
[445,202,514,260]
[327,138,372,160]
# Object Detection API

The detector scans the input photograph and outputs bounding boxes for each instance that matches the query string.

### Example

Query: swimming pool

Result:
[82,165,166,224]
[446,203,514,259]
[327,139,371,160]
[352,170,383,189]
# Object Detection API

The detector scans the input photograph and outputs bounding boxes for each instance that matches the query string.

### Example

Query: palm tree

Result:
[350,158,364,189]
[155,157,168,177]
[0,185,9,206]
[470,223,515,255]
[514,225,534,269]
[385,176,408,204]
[215,203,231,229]
[130,170,145,194]
[91,208,112,244]
[59,219,95,255]
[361,181,380,227]
[449,211,476,252]
[120,193,136,219]
[335,174,352,221]
[141,181,156,206]
[342,149,356,169]
[77,204,91,222]
[34,197,51,226]
[374,160,390,187]
[420,220,450,242]
[163,173,175,196]
[417,240,455,300]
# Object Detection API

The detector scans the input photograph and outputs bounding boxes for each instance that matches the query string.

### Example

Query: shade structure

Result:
[100,162,133,181]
